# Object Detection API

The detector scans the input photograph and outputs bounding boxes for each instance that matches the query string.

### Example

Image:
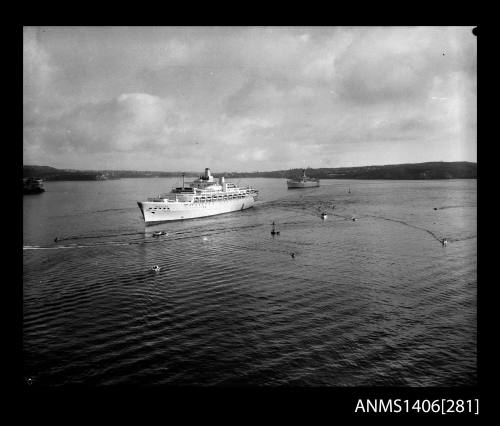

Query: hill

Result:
[23,162,477,181]
[222,162,477,180]
[22,166,197,181]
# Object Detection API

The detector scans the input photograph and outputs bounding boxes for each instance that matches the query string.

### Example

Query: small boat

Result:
[152,231,167,237]
[152,265,161,272]
[23,177,45,194]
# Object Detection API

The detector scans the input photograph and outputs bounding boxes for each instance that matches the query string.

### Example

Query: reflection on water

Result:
[23,178,476,386]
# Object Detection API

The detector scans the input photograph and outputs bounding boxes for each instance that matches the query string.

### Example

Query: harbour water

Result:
[23,178,477,386]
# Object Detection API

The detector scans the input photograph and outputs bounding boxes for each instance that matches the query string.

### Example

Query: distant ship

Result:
[287,169,320,188]
[23,177,45,194]
[137,168,259,225]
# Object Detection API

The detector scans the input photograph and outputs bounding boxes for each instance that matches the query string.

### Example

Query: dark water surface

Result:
[23,178,477,386]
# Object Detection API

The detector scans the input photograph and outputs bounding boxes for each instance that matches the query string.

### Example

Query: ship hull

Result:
[138,195,255,225]
[287,181,320,188]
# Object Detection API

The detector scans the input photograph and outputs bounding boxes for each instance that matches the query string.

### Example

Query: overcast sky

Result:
[23,26,477,172]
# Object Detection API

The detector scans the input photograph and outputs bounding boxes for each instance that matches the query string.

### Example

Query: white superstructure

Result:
[137,168,259,225]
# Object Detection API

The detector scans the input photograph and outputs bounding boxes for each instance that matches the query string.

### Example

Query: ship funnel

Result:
[205,168,211,178]
[220,176,225,184]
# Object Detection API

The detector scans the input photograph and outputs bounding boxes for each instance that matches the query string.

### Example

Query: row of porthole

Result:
[196,195,246,201]
[147,196,248,210]
[195,199,243,203]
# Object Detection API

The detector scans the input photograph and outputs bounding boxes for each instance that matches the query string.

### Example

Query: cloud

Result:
[23,28,54,97]
[23,26,477,170]
[27,93,174,155]
[334,27,476,105]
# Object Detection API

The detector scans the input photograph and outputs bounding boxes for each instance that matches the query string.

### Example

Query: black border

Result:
[14,22,487,420]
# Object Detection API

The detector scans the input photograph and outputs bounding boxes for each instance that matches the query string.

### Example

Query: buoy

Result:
[276,231,280,236]
[152,265,161,272]
[271,221,277,235]
[290,252,296,258]
[54,237,58,243]
[442,239,448,247]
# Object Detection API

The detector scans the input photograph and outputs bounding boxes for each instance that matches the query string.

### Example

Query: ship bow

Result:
[137,201,145,220]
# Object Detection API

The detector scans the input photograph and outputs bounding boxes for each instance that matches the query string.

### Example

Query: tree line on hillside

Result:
[222,162,477,179]
[23,162,476,181]
[22,166,199,181]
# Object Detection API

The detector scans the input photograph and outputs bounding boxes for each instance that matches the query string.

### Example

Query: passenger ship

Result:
[137,168,259,224]
[287,169,320,188]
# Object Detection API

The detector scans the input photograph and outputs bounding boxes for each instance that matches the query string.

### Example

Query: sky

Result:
[23,26,477,172]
